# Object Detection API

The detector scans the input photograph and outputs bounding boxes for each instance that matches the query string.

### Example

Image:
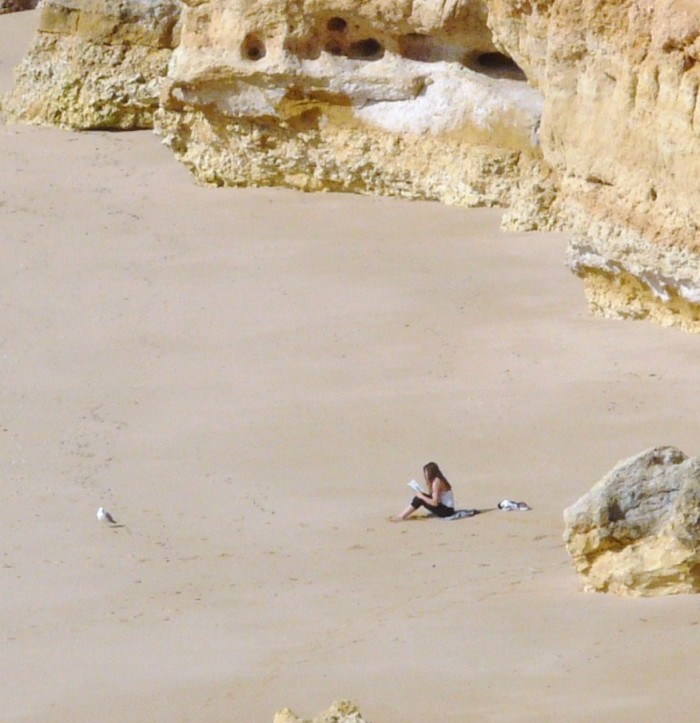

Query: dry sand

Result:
[2,11,700,723]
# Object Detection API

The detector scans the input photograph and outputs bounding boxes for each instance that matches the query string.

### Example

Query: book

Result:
[407,479,426,495]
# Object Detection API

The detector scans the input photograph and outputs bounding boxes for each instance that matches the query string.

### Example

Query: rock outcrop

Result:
[154,0,548,212]
[274,700,368,723]
[2,0,181,129]
[490,0,700,332]
[564,446,700,597]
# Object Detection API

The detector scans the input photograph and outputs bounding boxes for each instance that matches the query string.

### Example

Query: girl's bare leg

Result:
[391,504,418,522]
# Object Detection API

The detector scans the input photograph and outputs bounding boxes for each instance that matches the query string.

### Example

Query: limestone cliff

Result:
[154,0,548,211]
[2,0,180,129]
[490,0,700,332]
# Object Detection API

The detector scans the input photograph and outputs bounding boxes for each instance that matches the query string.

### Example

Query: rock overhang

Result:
[154,0,546,211]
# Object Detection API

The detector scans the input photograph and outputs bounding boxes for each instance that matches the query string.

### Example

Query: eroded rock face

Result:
[564,446,700,597]
[274,700,368,723]
[2,0,181,129]
[490,0,700,332]
[154,0,549,210]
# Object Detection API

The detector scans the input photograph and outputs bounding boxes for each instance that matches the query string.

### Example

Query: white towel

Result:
[498,499,531,511]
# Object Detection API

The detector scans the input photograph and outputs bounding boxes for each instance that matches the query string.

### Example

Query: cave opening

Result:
[395,34,527,81]
[348,38,384,60]
[242,33,266,61]
[326,16,347,33]
[470,51,526,80]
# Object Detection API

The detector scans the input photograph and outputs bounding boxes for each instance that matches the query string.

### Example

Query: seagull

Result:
[97,507,117,524]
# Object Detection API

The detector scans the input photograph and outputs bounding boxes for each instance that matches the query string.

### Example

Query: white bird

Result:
[97,507,117,524]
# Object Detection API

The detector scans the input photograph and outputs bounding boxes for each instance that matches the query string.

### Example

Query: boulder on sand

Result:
[563,446,700,597]
[274,700,368,723]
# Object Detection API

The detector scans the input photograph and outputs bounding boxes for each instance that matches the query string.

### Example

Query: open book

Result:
[407,479,427,495]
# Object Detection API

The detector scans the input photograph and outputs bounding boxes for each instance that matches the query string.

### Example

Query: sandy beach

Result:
[2,11,700,723]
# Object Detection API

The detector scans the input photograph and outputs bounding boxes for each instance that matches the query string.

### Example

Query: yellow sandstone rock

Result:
[564,446,700,597]
[2,0,181,128]
[274,700,368,723]
[579,268,700,334]
[490,0,700,331]
[154,0,548,210]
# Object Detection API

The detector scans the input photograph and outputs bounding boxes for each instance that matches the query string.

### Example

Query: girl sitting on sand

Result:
[392,462,455,521]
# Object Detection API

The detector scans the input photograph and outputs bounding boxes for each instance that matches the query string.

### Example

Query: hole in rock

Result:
[607,501,625,523]
[348,38,384,60]
[471,52,526,80]
[326,16,347,33]
[242,33,266,61]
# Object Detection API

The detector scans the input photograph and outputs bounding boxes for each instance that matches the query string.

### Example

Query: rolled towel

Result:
[498,499,531,511]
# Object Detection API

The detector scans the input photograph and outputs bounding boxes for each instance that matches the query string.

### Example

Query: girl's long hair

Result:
[423,462,451,490]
